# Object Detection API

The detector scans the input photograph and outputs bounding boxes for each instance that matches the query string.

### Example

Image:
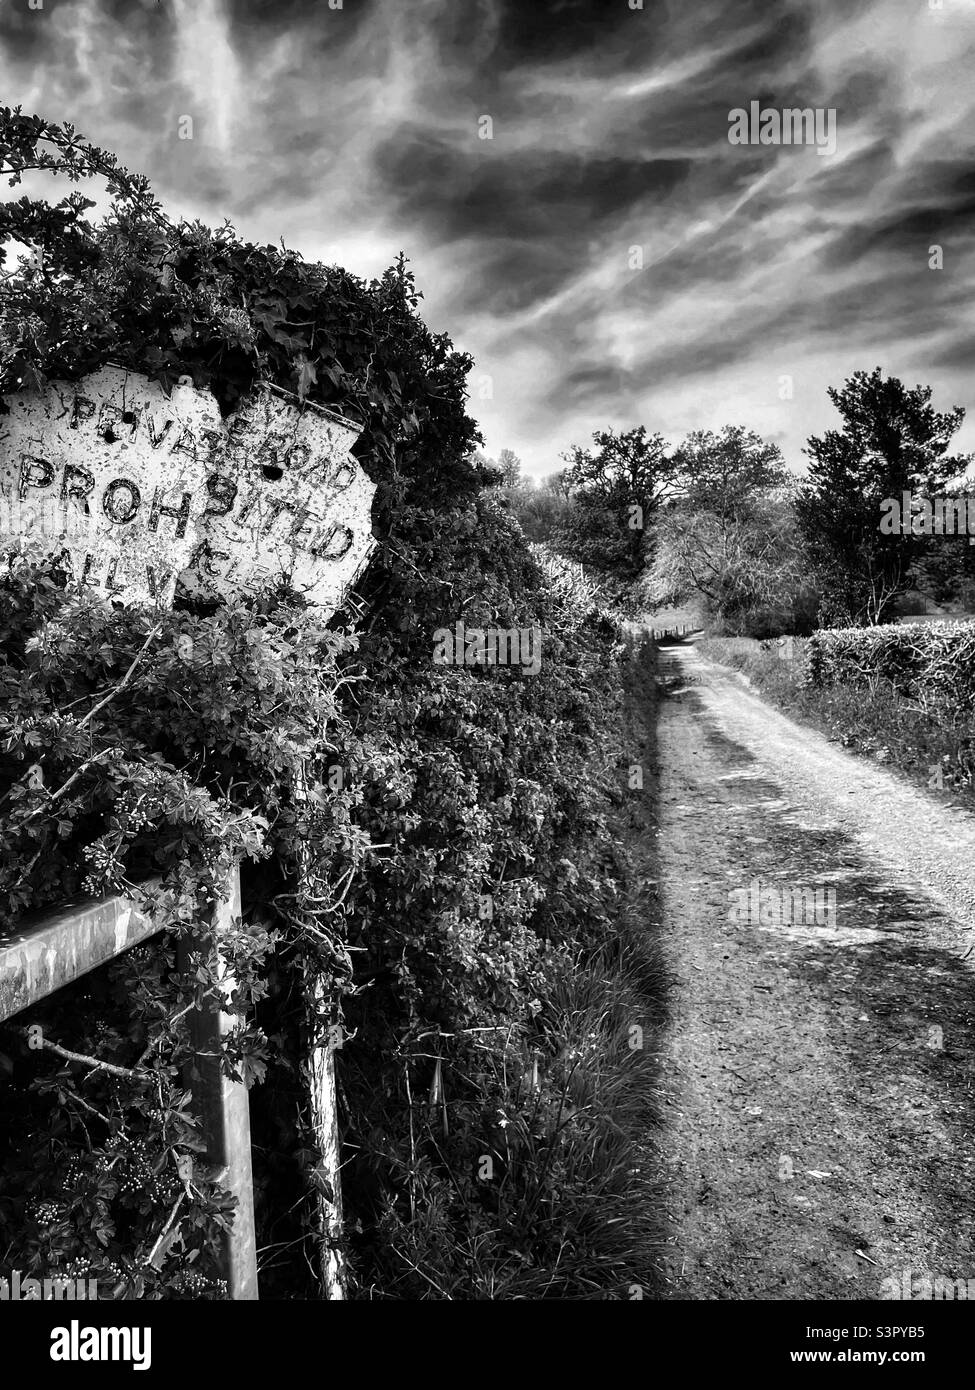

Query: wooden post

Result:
[294,770,347,1300]
[304,974,346,1299]
[177,865,259,1300]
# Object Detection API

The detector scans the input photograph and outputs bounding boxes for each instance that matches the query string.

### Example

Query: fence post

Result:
[305,975,346,1299]
[293,768,347,1300]
[178,864,259,1300]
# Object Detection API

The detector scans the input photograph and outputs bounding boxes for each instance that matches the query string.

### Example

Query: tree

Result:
[911,497,975,611]
[648,487,814,636]
[642,426,806,635]
[541,468,571,499]
[795,369,970,626]
[506,478,573,543]
[555,426,680,580]
[497,448,522,487]
[674,425,787,518]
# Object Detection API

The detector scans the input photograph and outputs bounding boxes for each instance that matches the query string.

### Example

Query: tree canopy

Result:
[795,368,970,625]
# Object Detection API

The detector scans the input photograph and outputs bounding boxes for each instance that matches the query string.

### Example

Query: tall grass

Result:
[348,900,669,1300]
[348,639,669,1300]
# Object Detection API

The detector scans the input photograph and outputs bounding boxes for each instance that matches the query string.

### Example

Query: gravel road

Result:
[655,638,975,1300]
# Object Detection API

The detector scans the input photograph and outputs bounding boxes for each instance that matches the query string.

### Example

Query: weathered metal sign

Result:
[0,365,222,605]
[176,384,376,610]
[0,366,376,613]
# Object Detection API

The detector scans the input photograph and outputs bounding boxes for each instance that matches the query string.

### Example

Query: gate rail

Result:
[0,866,259,1300]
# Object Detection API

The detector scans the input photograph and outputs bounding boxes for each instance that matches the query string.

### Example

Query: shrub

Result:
[806,620,975,714]
[0,111,669,1300]
[0,564,364,1297]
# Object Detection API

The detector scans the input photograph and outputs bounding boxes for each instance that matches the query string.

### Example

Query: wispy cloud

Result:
[1,0,973,474]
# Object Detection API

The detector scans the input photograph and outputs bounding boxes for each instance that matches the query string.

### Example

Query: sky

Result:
[1,0,974,479]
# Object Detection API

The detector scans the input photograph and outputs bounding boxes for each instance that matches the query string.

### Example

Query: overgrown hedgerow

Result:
[341,627,669,1299]
[0,560,371,1297]
[0,112,669,1298]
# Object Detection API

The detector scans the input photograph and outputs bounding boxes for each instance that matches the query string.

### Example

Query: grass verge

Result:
[699,636,975,810]
[348,638,670,1300]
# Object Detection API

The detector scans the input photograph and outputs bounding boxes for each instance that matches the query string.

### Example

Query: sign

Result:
[0,367,376,614]
[0,365,222,605]
[177,384,376,610]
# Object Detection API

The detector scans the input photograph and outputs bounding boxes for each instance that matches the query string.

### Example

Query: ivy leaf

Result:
[238,1051,268,1087]
[295,352,317,401]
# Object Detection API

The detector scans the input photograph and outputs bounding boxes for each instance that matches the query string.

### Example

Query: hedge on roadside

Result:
[806,620,975,710]
[0,111,670,1300]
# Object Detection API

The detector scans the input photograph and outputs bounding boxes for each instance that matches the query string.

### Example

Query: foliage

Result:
[554,423,798,621]
[0,109,668,1300]
[345,640,668,1299]
[355,903,668,1299]
[541,468,571,500]
[671,425,787,518]
[909,504,975,612]
[641,429,811,636]
[795,369,970,626]
[528,543,610,622]
[504,478,574,544]
[0,560,367,1295]
[805,619,975,713]
[496,448,522,487]
[648,490,816,637]
[555,426,681,580]
[336,495,663,1297]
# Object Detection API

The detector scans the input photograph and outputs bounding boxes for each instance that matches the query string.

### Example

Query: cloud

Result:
[0,0,973,475]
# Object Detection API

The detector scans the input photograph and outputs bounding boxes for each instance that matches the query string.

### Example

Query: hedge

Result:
[805,620,975,710]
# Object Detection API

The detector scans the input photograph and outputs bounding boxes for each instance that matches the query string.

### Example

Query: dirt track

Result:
[655,639,975,1300]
